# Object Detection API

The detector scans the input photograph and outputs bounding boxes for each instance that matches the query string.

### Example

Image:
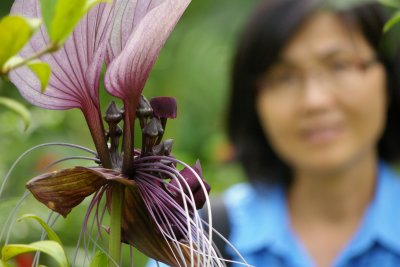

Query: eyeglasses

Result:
[259,55,380,101]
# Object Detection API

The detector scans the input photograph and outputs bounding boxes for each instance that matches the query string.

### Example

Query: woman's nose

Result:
[300,73,335,111]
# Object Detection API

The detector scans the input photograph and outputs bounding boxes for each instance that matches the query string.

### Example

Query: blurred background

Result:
[0,0,258,265]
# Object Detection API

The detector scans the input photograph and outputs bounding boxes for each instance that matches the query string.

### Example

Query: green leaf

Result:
[4,57,51,92]
[0,97,31,130]
[17,214,63,245]
[40,0,58,34]
[380,0,400,8]
[0,259,12,267]
[1,240,69,267]
[323,0,376,10]
[90,251,108,267]
[384,11,400,32]
[49,0,108,46]
[27,60,51,92]
[0,15,41,73]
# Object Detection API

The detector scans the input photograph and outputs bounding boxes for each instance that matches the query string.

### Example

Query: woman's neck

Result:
[287,153,378,267]
[288,153,377,223]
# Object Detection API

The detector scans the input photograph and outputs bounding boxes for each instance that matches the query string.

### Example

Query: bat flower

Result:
[8,0,235,266]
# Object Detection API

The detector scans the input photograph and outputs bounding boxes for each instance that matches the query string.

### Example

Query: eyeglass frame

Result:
[257,54,381,101]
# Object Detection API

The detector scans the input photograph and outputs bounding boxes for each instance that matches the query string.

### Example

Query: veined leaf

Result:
[1,240,69,267]
[0,97,31,130]
[10,0,114,111]
[27,167,108,217]
[17,214,63,245]
[49,0,108,46]
[0,15,41,73]
[90,251,108,267]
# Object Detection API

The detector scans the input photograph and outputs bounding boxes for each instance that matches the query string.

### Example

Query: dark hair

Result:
[227,0,400,185]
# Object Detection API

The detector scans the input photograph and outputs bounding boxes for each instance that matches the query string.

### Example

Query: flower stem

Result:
[109,183,124,266]
[2,43,58,74]
[122,102,136,176]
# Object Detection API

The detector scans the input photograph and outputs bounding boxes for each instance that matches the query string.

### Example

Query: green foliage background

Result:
[0,0,258,265]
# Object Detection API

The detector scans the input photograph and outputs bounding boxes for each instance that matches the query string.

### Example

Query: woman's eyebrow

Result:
[271,58,297,68]
[272,45,357,69]
[316,46,355,60]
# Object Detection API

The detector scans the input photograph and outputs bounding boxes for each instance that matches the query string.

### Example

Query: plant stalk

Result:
[2,43,58,74]
[109,183,124,266]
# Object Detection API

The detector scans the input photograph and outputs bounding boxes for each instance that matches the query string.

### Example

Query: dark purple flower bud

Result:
[152,139,174,156]
[136,95,153,117]
[150,97,177,119]
[104,101,123,123]
[143,117,163,137]
[163,139,174,153]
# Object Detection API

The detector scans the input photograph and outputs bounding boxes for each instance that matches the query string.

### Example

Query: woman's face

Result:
[256,11,387,176]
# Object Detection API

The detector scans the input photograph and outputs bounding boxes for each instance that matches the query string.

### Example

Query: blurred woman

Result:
[225,0,400,266]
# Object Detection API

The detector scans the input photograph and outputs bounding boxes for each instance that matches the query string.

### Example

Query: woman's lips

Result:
[302,125,343,145]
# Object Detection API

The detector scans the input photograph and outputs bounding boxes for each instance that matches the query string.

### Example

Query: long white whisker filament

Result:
[32,212,59,267]
[138,183,185,266]
[136,161,213,266]
[44,156,100,170]
[200,219,253,267]
[135,156,250,266]
[0,142,96,198]
[0,190,30,245]
[136,169,198,265]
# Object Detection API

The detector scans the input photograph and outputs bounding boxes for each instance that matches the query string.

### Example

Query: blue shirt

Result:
[224,162,400,267]
[148,162,400,266]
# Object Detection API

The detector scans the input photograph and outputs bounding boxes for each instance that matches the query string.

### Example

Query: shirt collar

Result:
[224,162,400,263]
[342,162,400,256]
[224,182,306,262]
[371,162,400,251]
